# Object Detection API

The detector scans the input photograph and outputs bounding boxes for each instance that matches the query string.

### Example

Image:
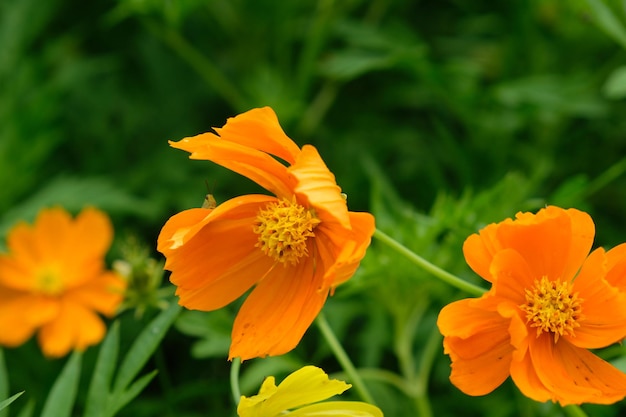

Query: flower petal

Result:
[498,206,594,282]
[288,401,383,417]
[529,334,626,405]
[38,300,106,357]
[212,107,301,164]
[237,366,351,417]
[490,248,536,304]
[438,298,514,395]
[566,247,626,348]
[66,271,126,316]
[509,353,553,403]
[463,222,503,283]
[605,242,626,290]
[316,212,375,288]
[230,251,328,360]
[0,290,58,346]
[160,195,277,311]
[290,145,350,229]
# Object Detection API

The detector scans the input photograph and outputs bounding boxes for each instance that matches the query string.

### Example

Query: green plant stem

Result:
[563,405,589,417]
[373,228,485,297]
[315,312,376,405]
[230,358,242,406]
[142,18,248,111]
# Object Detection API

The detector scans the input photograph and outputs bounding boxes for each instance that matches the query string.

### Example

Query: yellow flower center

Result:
[36,267,64,295]
[520,276,583,342]
[253,198,320,265]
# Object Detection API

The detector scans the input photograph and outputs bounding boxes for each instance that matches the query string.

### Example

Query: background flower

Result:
[0,207,126,357]
[437,206,626,405]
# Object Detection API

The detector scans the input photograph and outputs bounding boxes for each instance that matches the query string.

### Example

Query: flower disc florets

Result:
[521,276,583,342]
[253,197,321,265]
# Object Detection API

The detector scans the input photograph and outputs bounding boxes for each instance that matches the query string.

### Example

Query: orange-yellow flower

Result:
[157,107,375,361]
[0,207,126,358]
[437,206,626,405]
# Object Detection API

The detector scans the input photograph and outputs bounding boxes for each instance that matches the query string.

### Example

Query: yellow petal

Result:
[237,366,351,417]
[288,401,383,417]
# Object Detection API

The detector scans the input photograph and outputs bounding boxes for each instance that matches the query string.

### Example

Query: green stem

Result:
[373,229,485,297]
[230,358,242,406]
[142,18,249,111]
[563,404,589,417]
[315,312,376,405]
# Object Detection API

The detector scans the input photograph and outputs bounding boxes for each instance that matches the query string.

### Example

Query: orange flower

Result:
[157,107,375,361]
[437,206,626,405]
[0,207,126,358]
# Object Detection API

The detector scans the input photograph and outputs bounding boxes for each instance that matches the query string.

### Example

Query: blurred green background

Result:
[2,0,626,416]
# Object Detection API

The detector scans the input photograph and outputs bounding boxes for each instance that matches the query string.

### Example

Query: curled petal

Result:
[605,242,626,290]
[171,136,295,199]
[463,222,502,283]
[213,107,301,164]
[290,145,350,229]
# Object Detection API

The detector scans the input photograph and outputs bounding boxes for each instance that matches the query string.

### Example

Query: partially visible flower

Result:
[237,365,383,417]
[437,206,626,405]
[0,207,126,357]
[158,107,375,360]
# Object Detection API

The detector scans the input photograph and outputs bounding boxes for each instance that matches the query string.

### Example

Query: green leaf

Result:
[107,371,158,417]
[0,392,24,411]
[84,321,121,417]
[578,0,626,49]
[15,399,34,417]
[603,65,626,98]
[0,349,8,417]
[40,351,82,417]
[112,303,181,394]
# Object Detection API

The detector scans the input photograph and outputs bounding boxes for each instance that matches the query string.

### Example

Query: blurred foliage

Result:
[3,0,626,416]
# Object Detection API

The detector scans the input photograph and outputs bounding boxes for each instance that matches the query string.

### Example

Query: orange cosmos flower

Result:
[157,107,375,361]
[0,207,126,358]
[437,205,626,405]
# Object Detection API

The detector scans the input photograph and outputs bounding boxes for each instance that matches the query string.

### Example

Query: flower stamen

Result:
[520,276,583,342]
[253,197,320,265]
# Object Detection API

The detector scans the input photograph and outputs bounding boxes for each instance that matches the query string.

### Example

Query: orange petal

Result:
[529,334,626,405]
[0,290,59,347]
[170,134,295,198]
[229,251,328,360]
[158,208,212,253]
[509,352,553,403]
[463,222,503,283]
[605,242,626,290]
[566,248,626,348]
[38,300,106,358]
[490,249,536,304]
[290,145,350,229]
[66,271,126,316]
[212,107,301,164]
[439,300,514,395]
[161,196,277,311]
[315,212,376,287]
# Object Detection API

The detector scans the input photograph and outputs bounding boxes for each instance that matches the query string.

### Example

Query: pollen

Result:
[36,266,64,295]
[253,197,320,265]
[520,276,584,343]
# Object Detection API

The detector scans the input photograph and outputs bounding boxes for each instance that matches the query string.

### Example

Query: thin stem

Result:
[142,18,249,111]
[315,312,376,405]
[230,358,242,406]
[563,404,589,417]
[373,229,485,297]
